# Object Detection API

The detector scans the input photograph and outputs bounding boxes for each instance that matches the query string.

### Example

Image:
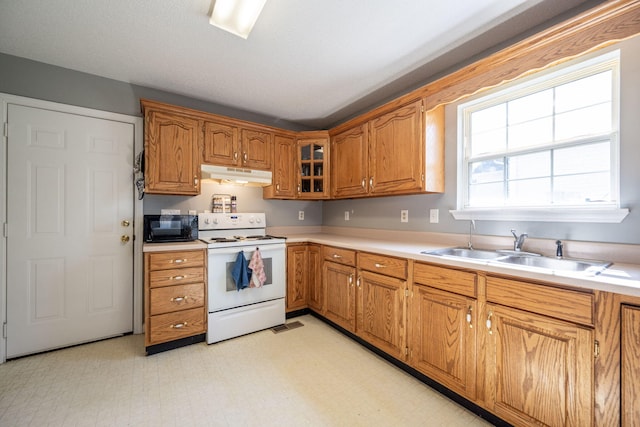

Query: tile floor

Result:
[0,315,495,426]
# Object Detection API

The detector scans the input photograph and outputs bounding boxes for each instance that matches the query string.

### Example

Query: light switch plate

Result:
[429,209,439,223]
[401,210,408,223]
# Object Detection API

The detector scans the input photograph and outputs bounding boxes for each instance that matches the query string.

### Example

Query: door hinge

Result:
[594,340,600,358]
[3,122,7,138]
[2,322,6,339]
[2,222,7,238]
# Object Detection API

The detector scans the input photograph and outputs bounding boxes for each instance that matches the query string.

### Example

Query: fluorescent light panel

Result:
[209,0,267,39]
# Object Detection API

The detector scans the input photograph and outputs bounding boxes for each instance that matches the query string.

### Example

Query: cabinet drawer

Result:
[148,250,204,270]
[486,276,593,326]
[413,263,476,298]
[358,252,407,280]
[150,283,205,315]
[149,307,205,344]
[323,246,356,266]
[149,267,204,288]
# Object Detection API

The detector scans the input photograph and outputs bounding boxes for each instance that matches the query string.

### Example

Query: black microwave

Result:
[143,215,198,243]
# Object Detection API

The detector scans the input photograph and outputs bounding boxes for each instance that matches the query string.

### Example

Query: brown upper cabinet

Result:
[203,119,273,170]
[142,100,203,195]
[331,100,444,198]
[296,131,330,199]
[263,132,296,199]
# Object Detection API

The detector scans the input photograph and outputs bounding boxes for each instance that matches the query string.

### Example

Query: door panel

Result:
[7,104,134,358]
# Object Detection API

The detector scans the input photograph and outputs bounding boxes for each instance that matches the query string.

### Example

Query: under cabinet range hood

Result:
[201,164,273,186]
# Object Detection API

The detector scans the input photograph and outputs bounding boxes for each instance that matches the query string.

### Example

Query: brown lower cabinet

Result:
[622,304,640,426]
[286,243,637,426]
[144,249,207,350]
[286,243,321,312]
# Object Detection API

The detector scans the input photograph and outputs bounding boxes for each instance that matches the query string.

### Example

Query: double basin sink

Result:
[422,247,612,275]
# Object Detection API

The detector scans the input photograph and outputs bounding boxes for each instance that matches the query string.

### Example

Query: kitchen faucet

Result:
[511,229,528,251]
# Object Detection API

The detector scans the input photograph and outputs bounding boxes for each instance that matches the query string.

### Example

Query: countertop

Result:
[284,232,640,298]
[142,240,207,252]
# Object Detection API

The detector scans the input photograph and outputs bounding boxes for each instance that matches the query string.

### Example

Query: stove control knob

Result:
[204,217,211,224]
[256,217,262,224]
[213,218,219,224]
[249,217,255,223]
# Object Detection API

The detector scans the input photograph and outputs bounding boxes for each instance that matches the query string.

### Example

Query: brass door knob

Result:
[121,220,130,227]
[121,235,130,243]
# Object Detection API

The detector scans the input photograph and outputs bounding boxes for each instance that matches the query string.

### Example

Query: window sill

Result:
[449,207,629,223]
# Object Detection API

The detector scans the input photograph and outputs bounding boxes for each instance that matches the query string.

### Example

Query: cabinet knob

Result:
[486,311,493,334]
[361,178,366,189]
[369,177,374,190]
[466,306,473,328]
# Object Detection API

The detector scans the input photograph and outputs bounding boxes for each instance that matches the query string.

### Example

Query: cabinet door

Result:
[241,128,272,170]
[265,133,296,199]
[297,136,329,199]
[323,261,356,332]
[145,110,202,195]
[485,303,594,427]
[286,244,308,312]
[409,284,477,400]
[368,100,423,195]
[357,270,406,360]
[307,245,323,313]
[331,124,368,198]
[622,304,640,426]
[203,120,239,166]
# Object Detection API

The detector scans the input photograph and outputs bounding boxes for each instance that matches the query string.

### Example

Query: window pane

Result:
[508,152,550,180]
[554,142,610,175]
[507,178,551,205]
[555,102,612,140]
[508,117,553,149]
[471,128,506,156]
[555,71,612,113]
[508,89,553,125]
[469,182,504,207]
[471,104,505,133]
[554,172,610,203]
[470,159,504,184]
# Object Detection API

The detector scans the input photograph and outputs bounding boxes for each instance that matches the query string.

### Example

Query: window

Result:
[453,50,628,223]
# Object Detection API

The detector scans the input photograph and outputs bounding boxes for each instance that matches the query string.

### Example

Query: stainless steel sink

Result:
[423,247,612,275]
[495,255,612,274]
[422,247,508,260]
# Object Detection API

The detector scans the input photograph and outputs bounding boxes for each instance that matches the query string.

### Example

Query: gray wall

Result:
[323,36,640,245]
[0,52,322,229]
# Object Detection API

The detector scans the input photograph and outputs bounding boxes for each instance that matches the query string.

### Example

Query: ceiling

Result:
[0,0,601,129]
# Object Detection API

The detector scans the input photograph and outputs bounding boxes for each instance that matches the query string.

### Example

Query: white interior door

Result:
[6,104,134,358]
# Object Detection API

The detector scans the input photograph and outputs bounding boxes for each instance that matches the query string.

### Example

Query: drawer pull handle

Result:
[171,322,188,329]
[374,263,385,268]
[171,296,188,303]
[172,275,185,280]
[172,259,186,264]
[332,254,342,259]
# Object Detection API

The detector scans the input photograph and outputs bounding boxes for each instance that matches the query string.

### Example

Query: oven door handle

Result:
[206,243,286,255]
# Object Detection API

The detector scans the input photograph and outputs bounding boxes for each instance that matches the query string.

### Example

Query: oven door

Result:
[207,243,286,312]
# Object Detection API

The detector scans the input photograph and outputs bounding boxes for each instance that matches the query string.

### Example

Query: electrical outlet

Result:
[298,211,304,221]
[344,211,350,221]
[429,209,439,223]
[400,209,408,223]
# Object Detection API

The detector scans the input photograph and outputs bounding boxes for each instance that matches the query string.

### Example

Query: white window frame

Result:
[450,50,629,223]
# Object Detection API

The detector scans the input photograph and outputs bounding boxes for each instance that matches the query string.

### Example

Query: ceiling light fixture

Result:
[209,0,267,39]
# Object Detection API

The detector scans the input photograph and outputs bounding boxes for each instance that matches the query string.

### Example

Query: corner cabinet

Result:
[142,100,203,195]
[296,131,330,199]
